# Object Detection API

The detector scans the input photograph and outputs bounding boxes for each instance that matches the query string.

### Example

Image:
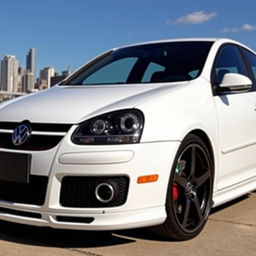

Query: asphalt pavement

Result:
[0,191,255,256]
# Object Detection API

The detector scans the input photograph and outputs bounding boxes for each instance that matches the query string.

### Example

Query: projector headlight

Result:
[71,109,144,145]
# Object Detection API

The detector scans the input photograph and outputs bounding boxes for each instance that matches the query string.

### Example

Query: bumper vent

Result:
[0,175,48,205]
[60,176,129,208]
[56,216,94,223]
[0,207,42,219]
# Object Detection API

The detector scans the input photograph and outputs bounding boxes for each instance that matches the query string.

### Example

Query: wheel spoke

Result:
[195,171,210,189]
[182,197,191,226]
[193,196,203,220]
[190,146,196,178]
[174,175,187,189]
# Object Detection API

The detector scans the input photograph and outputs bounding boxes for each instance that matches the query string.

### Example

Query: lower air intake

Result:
[60,176,129,208]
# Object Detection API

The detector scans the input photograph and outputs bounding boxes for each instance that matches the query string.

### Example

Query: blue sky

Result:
[0,0,256,75]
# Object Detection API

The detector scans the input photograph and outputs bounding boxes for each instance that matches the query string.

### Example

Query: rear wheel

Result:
[153,134,213,240]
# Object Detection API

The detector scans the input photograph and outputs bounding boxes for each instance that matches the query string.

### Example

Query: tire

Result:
[152,134,213,240]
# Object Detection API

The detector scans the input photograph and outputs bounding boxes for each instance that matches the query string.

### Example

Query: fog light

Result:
[95,183,117,203]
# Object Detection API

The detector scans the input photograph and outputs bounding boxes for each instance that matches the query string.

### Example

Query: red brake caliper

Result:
[173,183,179,201]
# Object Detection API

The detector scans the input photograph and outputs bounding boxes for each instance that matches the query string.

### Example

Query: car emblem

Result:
[12,124,32,146]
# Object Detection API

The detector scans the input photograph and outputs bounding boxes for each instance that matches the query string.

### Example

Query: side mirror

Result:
[219,73,252,91]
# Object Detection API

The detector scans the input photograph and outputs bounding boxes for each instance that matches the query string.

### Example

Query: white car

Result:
[0,38,256,241]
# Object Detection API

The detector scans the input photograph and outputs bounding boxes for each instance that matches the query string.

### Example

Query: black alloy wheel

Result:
[152,134,213,240]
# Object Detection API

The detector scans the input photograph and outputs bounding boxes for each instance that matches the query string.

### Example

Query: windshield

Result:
[62,41,213,86]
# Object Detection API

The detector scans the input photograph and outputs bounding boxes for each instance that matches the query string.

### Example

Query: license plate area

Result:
[0,152,31,183]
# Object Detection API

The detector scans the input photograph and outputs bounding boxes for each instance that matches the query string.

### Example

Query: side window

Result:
[242,48,256,81]
[142,62,165,83]
[213,45,248,85]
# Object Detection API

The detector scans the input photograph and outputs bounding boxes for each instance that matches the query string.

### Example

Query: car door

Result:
[212,44,256,190]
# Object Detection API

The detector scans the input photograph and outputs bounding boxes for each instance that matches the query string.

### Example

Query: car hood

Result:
[0,83,187,124]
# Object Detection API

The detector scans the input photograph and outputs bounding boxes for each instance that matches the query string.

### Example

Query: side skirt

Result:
[212,175,256,208]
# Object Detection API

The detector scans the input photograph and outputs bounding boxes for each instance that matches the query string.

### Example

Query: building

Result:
[0,55,19,92]
[40,67,55,88]
[17,66,25,92]
[50,70,71,86]
[22,71,34,92]
[26,48,36,89]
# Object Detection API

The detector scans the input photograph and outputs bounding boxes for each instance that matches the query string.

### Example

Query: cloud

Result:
[242,23,256,31]
[221,23,256,33]
[170,11,217,26]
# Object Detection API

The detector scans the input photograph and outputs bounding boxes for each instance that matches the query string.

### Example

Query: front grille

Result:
[0,122,72,132]
[60,176,129,208]
[0,175,48,205]
[0,122,72,151]
[0,133,63,151]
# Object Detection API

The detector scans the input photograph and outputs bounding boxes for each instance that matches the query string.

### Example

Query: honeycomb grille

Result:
[60,176,129,208]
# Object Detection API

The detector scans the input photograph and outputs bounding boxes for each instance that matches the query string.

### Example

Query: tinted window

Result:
[242,48,256,81]
[83,58,138,85]
[63,42,213,85]
[213,45,248,85]
[141,62,165,83]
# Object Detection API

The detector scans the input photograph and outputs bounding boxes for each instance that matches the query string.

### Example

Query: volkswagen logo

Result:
[12,124,32,146]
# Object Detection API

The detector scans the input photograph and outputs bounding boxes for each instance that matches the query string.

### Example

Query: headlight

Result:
[71,109,144,145]
[119,113,140,133]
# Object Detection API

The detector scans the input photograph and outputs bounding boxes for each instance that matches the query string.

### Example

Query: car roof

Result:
[117,37,245,47]
[114,38,255,55]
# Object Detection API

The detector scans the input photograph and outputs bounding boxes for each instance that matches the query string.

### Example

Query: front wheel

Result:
[153,134,213,240]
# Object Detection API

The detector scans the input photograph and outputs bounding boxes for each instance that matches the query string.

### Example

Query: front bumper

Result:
[0,140,180,230]
[0,204,166,230]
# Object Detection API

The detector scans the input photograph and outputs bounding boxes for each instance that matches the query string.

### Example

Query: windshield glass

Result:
[62,41,213,85]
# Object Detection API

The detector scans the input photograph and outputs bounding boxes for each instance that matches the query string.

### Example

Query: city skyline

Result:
[0,47,70,96]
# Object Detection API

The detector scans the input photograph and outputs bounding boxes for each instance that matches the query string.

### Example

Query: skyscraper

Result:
[40,67,55,88]
[26,48,36,89]
[22,71,34,92]
[0,55,19,92]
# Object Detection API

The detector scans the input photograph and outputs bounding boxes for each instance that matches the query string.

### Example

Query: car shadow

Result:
[0,190,255,247]
[0,219,175,247]
[0,221,136,248]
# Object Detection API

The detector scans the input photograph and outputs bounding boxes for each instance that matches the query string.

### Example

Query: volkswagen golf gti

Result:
[0,38,256,240]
